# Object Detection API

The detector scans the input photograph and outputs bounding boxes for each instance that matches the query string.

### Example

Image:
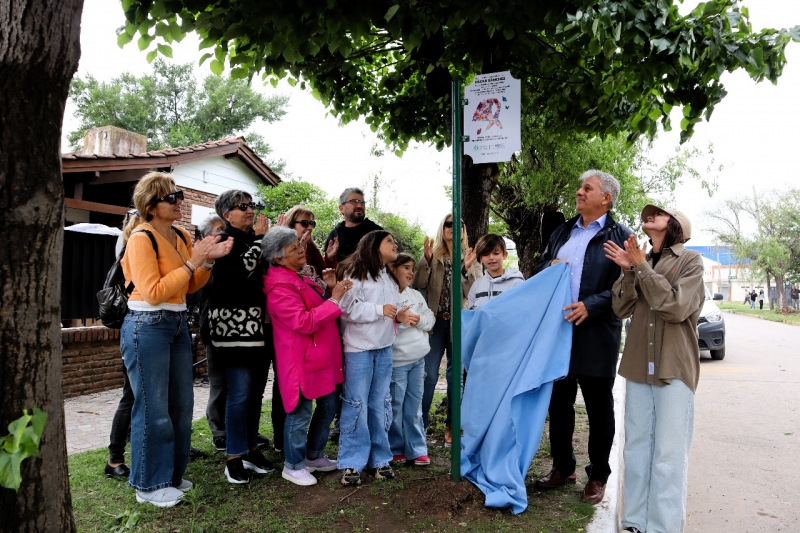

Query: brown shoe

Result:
[581,480,606,504]
[534,467,577,489]
[444,423,452,448]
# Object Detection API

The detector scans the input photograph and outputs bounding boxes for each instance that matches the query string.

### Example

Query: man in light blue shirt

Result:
[531,170,632,505]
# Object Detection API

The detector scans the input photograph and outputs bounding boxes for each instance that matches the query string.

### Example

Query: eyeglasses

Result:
[443,220,454,228]
[230,202,257,212]
[156,190,184,204]
[342,199,366,206]
[294,219,317,228]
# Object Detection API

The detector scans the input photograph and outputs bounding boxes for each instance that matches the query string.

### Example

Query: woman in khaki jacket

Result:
[413,213,482,446]
[604,205,705,533]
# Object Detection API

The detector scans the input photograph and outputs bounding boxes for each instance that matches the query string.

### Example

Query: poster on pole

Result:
[463,71,521,164]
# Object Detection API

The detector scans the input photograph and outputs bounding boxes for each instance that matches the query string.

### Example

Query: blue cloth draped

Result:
[460,263,573,514]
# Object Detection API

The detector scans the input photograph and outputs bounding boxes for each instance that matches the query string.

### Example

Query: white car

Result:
[697,288,726,360]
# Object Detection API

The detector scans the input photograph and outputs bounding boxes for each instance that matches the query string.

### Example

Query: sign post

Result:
[450,71,520,481]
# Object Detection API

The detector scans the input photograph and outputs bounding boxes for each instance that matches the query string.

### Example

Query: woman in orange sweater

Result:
[120,172,232,508]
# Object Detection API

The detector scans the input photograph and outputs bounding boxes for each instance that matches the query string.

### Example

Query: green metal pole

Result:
[450,79,463,481]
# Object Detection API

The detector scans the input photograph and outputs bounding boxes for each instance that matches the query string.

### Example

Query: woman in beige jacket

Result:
[412,213,482,446]
[604,205,705,533]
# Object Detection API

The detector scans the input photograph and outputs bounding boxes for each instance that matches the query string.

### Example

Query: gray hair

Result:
[260,226,300,265]
[215,189,252,218]
[339,187,364,205]
[198,215,224,238]
[579,169,620,209]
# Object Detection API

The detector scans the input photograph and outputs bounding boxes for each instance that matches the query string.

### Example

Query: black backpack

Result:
[96,227,188,328]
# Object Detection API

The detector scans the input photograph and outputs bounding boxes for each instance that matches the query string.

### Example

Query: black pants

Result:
[547,375,615,484]
[206,344,227,437]
[108,364,134,464]
[271,366,286,449]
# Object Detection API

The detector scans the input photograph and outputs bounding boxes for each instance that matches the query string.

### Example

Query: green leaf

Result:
[0,409,46,491]
[198,52,213,65]
[648,108,661,121]
[157,43,173,58]
[680,117,690,130]
[588,38,601,56]
[137,34,154,51]
[117,32,133,48]
[209,59,224,76]
[384,4,400,22]
[146,50,158,63]
[287,77,297,87]
[230,67,248,79]
[154,22,170,37]
[503,28,514,40]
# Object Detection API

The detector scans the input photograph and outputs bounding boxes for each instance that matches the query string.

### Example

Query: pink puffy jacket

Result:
[263,265,343,413]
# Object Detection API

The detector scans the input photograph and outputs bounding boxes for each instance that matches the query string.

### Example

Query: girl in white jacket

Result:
[387,254,436,466]
[336,230,410,486]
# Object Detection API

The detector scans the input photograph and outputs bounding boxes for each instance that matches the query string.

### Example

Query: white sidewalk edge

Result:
[586,373,626,533]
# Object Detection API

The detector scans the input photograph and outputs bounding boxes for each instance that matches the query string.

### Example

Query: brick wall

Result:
[62,326,208,398]
[180,187,218,238]
[62,327,124,398]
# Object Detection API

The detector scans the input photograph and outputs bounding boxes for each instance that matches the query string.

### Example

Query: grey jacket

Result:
[467,268,525,309]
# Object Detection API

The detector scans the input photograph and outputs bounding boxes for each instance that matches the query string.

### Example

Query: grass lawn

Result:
[718,302,800,325]
[69,395,595,532]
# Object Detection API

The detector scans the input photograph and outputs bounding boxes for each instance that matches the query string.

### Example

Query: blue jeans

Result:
[389,359,427,459]
[224,364,268,457]
[622,379,695,533]
[121,310,193,491]
[338,347,393,471]
[283,391,338,470]
[422,318,452,427]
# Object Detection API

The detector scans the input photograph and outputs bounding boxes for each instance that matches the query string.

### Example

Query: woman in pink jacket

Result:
[262,226,351,486]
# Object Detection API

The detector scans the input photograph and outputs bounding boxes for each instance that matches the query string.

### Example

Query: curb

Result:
[586,373,626,533]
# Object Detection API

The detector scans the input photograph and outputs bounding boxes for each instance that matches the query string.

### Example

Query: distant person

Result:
[758,289,765,310]
[606,204,704,533]
[743,289,750,305]
[323,187,383,267]
[792,285,799,310]
[750,290,757,309]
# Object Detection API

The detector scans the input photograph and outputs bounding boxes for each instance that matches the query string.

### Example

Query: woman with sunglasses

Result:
[412,214,481,446]
[278,205,335,288]
[120,173,232,507]
[204,190,276,484]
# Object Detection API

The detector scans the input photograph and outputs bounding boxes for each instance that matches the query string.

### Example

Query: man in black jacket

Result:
[532,170,632,505]
[323,187,383,267]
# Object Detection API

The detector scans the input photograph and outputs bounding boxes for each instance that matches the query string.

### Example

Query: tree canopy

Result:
[68,59,289,170]
[706,190,800,309]
[121,0,799,152]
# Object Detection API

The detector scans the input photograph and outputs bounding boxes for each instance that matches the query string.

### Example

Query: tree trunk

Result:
[765,273,773,311]
[774,274,787,311]
[461,157,499,247]
[0,1,83,531]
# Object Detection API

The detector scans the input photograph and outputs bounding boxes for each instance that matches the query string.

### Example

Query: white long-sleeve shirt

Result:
[392,287,436,366]
[338,268,399,353]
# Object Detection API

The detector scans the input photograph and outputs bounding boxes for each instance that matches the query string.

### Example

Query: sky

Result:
[63,0,800,241]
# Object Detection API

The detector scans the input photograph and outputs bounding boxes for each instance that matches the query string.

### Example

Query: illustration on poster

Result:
[472,98,504,135]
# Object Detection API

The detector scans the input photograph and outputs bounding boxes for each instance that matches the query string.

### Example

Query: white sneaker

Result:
[136,487,184,508]
[175,479,193,492]
[282,467,318,486]
[305,455,338,472]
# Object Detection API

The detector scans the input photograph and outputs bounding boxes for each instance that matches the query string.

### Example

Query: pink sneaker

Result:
[282,467,317,486]
[392,455,407,462]
[414,455,431,466]
[305,455,337,472]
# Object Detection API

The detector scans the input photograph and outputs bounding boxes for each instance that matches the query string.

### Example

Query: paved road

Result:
[687,312,800,532]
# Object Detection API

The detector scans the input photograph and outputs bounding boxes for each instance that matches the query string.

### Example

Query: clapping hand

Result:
[396,306,418,327]
[423,236,433,262]
[464,247,477,269]
[325,236,339,261]
[322,268,337,288]
[254,213,270,236]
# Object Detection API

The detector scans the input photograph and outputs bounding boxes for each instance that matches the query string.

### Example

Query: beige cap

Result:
[640,204,692,242]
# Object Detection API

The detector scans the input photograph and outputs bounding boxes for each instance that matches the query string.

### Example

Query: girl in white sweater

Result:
[336,230,410,486]
[387,254,436,466]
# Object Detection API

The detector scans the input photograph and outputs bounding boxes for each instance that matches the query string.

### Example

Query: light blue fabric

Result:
[460,263,573,514]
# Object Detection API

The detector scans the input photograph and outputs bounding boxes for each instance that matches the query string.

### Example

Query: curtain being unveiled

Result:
[460,263,572,514]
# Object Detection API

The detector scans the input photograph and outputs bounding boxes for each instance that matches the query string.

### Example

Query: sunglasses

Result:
[443,220,454,228]
[156,190,184,204]
[230,202,257,212]
[294,219,317,228]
